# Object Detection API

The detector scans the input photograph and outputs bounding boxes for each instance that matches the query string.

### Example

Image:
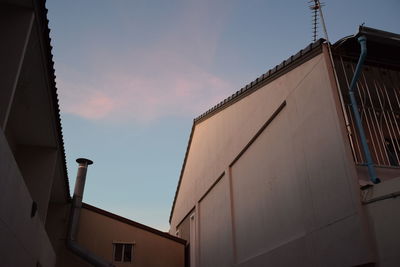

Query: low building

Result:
[49,203,185,267]
[0,0,185,266]
[169,27,400,267]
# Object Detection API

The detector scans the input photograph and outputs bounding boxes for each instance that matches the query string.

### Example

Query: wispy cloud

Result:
[56,1,234,123]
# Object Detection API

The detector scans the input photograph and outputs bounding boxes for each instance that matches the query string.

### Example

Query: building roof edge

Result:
[194,38,325,124]
[35,0,71,201]
[82,203,187,245]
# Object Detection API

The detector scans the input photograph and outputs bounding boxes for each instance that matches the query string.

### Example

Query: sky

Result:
[46,0,400,231]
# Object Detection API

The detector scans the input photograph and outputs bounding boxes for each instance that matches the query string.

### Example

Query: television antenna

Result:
[308,0,329,42]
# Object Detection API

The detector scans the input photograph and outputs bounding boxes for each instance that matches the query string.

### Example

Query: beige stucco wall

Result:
[58,206,185,267]
[364,177,400,267]
[171,47,376,266]
[0,128,56,267]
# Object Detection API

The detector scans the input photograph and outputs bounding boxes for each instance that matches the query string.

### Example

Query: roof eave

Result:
[34,0,71,201]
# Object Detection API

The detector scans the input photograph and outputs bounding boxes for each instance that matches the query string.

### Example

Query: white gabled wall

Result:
[171,49,376,266]
[198,173,233,267]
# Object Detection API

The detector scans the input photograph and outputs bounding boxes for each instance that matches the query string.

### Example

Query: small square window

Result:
[113,243,134,263]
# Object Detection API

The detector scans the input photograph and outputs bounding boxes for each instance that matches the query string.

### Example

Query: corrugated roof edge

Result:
[194,38,325,124]
[35,0,71,201]
[169,38,325,223]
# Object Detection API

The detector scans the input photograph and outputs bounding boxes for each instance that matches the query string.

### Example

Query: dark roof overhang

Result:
[332,26,400,67]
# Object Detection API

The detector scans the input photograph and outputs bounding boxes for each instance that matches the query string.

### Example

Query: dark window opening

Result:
[123,244,132,262]
[113,243,133,263]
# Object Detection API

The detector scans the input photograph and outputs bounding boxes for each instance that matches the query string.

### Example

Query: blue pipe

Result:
[349,36,380,184]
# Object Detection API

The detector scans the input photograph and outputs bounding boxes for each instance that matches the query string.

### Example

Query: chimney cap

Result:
[76,158,94,165]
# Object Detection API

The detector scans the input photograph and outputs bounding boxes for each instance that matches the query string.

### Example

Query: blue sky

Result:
[46,0,400,230]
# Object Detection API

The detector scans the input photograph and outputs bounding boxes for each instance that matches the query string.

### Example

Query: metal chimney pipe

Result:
[67,158,115,267]
[74,158,93,202]
[68,158,93,241]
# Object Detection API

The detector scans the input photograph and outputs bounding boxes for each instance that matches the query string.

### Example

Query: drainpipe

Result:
[348,36,380,184]
[67,158,115,267]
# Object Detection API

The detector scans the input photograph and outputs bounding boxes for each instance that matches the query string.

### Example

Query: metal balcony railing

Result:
[336,57,400,167]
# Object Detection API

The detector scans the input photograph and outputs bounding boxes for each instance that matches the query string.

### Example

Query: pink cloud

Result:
[55,1,234,123]
[77,94,115,120]
[57,61,233,122]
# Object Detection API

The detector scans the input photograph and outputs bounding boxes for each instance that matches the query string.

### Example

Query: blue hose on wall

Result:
[348,35,380,184]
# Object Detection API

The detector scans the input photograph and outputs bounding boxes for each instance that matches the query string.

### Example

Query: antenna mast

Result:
[309,0,319,42]
[308,0,328,42]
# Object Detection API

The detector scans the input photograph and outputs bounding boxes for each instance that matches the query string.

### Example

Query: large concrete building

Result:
[169,27,400,267]
[0,0,185,266]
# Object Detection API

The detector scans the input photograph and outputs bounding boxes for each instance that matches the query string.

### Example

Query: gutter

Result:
[66,158,115,267]
[348,36,380,184]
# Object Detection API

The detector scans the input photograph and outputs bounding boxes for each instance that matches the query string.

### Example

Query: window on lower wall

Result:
[113,243,134,263]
